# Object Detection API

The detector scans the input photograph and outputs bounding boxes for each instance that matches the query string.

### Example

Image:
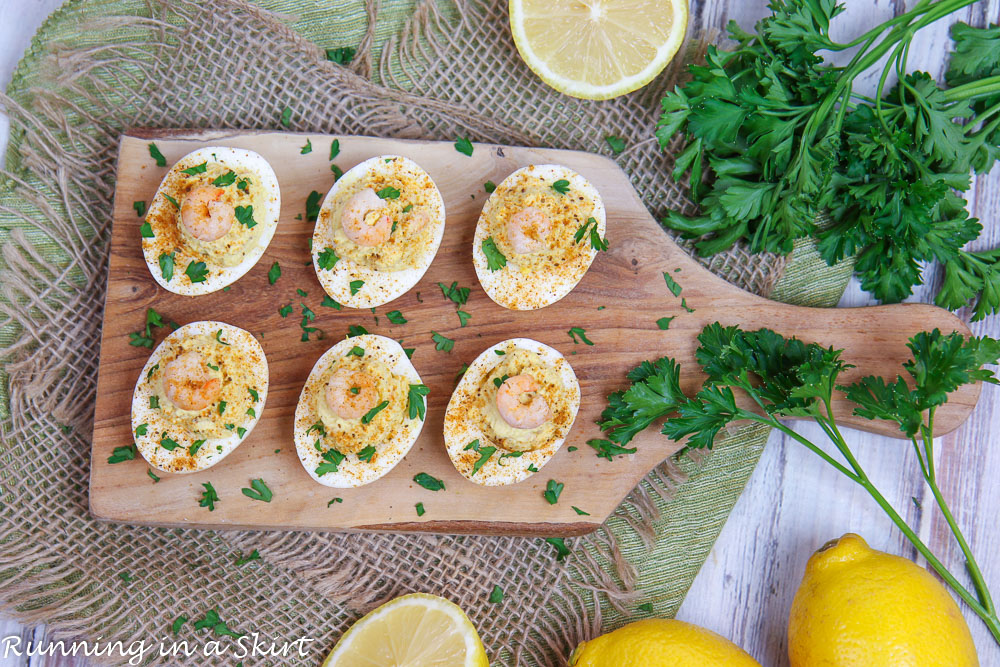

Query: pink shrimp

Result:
[495,374,551,430]
[325,367,380,420]
[506,206,550,254]
[163,351,223,411]
[180,186,234,242]
[340,188,392,247]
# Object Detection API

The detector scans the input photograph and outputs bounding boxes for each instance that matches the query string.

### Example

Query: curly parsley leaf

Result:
[482,237,507,271]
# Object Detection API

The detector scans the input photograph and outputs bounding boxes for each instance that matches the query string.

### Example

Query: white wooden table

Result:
[1,0,998,665]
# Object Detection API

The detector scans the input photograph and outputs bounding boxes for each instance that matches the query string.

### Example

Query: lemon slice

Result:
[322,593,490,667]
[509,0,689,100]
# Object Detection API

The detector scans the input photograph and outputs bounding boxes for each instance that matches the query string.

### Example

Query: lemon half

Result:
[509,0,689,100]
[322,593,490,667]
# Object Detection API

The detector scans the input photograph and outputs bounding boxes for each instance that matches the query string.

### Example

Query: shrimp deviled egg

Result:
[130,321,268,473]
[294,334,428,487]
[474,164,606,310]
[142,146,280,295]
[444,338,580,486]
[311,155,445,308]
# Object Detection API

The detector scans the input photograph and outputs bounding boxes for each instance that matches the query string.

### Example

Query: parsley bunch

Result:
[658,1,1000,319]
[601,322,1000,643]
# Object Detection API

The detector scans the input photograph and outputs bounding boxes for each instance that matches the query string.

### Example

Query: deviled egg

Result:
[311,155,445,308]
[142,146,280,295]
[444,338,580,486]
[130,321,268,473]
[473,164,606,310]
[294,334,427,487]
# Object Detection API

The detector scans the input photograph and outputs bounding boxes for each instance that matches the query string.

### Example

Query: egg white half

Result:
[311,155,445,308]
[130,320,269,474]
[294,334,426,488]
[473,164,606,310]
[444,338,581,486]
[142,146,281,295]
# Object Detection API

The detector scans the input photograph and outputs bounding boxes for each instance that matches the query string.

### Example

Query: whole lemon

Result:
[789,533,978,666]
[569,618,760,666]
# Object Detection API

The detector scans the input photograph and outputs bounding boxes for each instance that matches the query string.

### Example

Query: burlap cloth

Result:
[0,0,853,664]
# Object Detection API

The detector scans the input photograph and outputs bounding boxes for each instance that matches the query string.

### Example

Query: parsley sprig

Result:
[601,322,1000,644]
[657,3,1000,320]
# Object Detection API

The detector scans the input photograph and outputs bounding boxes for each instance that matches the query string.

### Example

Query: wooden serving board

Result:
[90,130,980,537]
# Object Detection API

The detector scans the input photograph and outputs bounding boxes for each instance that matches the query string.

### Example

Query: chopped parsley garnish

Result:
[493,373,510,389]
[139,221,154,238]
[307,421,327,437]
[148,142,166,167]
[322,295,342,310]
[527,464,539,473]
[278,303,293,318]
[302,303,316,322]
[325,46,356,64]
[199,482,220,511]
[160,433,180,450]
[484,180,496,193]
[225,424,236,431]
[568,327,594,345]
[181,161,207,175]
[162,193,180,209]
[328,497,343,507]
[545,537,570,561]
[213,170,237,187]
[457,310,471,327]
[573,216,608,251]
[147,469,160,483]
[472,445,497,475]
[414,472,445,491]
[495,350,506,356]
[454,136,474,156]
[317,247,339,270]
[329,138,341,159]
[330,163,343,179]
[268,261,281,284]
[298,288,308,297]
[454,363,468,382]
[217,401,227,416]
[347,345,365,357]
[236,176,251,191]
[408,384,430,420]
[348,324,369,337]
[135,423,148,436]
[189,439,206,455]
[662,271,682,297]
[605,135,626,154]
[185,260,209,284]
[415,502,426,516]
[386,310,407,324]
[357,446,376,462]
[158,251,175,281]
[349,279,364,295]
[431,331,454,352]
[498,451,522,465]
[215,329,230,346]
[438,281,470,306]
[206,362,219,371]
[305,190,322,222]
[587,438,637,461]
[149,395,160,409]
[300,138,313,154]
[404,347,415,359]
[249,387,259,402]
[482,237,507,271]
[171,615,187,635]
[234,205,257,228]
[401,204,414,213]
[567,446,577,452]
[551,179,570,194]
[108,445,136,464]
[316,449,346,475]
[129,331,154,348]
[543,479,564,504]
[681,297,695,313]
[235,549,261,566]
[241,479,273,502]
[362,400,390,424]
[280,106,292,127]
[133,200,146,217]
[572,506,590,516]
[488,585,504,604]
[656,316,675,330]
[376,186,401,199]
[193,609,242,638]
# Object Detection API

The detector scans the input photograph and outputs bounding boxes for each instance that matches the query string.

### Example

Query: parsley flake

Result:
[180,161,207,175]
[300,138,313,154]
[108,445,136,464]
[488,585,504,604]
[158,251,175,281]
[568,327,594,345]
[662,272,682,297]
[415,502,426,516]
[361,400,390,424]
[482,237,507,271]
[241,479,273,502]
[432,331,454,352]
[349,279,364,295]
[268,261,281,285]
[386,310,407,324]
[148,142,166,167]
[656,316,675,330]
[199,482,219,511]
[376,186,401,199]
[408,384,430,420]
[543,479,564,504]
[184,260,209,284]
[317,247,339,270]
[234,205,257,228]
[414,472,445,491]
[454,136,474,156]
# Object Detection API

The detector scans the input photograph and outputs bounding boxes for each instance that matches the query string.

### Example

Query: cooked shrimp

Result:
[405,208,431,234]
[180,186,234,242]
[496,374,551,430]
[163,351,223,411]
[325,367,380,420]
[341,188,392,247]
[506,206,550,254]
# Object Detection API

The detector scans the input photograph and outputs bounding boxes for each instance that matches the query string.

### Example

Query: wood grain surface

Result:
[88,130,981,535]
